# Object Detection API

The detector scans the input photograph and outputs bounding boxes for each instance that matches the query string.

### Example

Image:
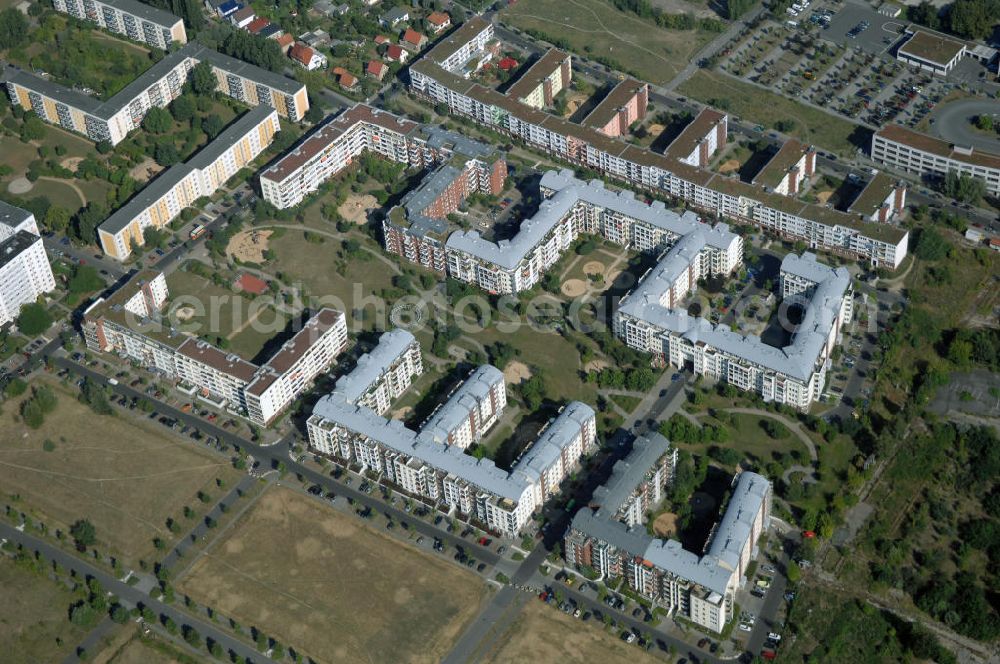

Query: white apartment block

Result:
[566,442,771,634]
[616,251,852,410]
[3,42,307,146]
[504,49,572,110]
[664,108,728,168]
[98,107,279,260]
[332,328,424,414]
[0,203,56,326]
[53,0,187,49]
[307,337,597,536]
[872,125,1000,197]
[259,104,425,208]
[752,139,816,196]
[846,172,908,224]
[82,271,348,424]
[407,19,909,269]
[420,365,507,449]
[445,169,742,295]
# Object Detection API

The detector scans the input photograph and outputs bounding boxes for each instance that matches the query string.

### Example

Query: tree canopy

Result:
[16,302,52,335]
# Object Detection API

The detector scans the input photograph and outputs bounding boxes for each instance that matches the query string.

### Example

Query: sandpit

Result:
[648,123,665,135]
[173,305,196,321]
[565,92,588,117]
[561,279,587,298]
[60,157,84,173]
[226,229,273,263]
[584,359,609,373]
[504,360,532,386]
[338,193,378,225]
[7,177,32,194]
[718,159,741,174]
[391,406,412,420]
[129,157,163,183]
[816,190,834,204]
[652,512,678,538]
[582,260,605,276]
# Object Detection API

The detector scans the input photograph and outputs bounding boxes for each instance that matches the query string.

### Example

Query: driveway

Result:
[929,97,1000,153]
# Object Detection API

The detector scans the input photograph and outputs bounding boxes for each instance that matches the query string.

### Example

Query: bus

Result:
[189,224,206,240]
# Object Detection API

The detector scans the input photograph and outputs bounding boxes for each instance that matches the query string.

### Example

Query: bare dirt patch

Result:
[718,159,741,174]
[391,406,412,420]
[584,359,609,373]
[564,91,588,117]
[561,278,587,297]
[504,360,533,385]
[60,157,84,173]
[338,193,378,225]
[129,157,163,183]
[815,190,834,204]
[226,229,273,263]
[652,511,679,538]
[485,600,663,664]
[582,260,605,276]
[178,487,487,664]
[7,177,32,194]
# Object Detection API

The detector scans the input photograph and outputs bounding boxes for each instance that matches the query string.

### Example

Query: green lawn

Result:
[226,304,292,362]
[690,411,808,467]
[501,0,716,85]
[677,70,869,156]
[165,268,252,348]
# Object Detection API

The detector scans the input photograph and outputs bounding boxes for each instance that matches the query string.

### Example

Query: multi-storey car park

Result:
[307,329,598,536]
[615,250,853,410]
[52,0,187,50]
[82,271,348,425]
[3,42,308,146]
[407,18,910,269]
[565,432,771,634]
[0,202,56,326]
[872,124,1000,197]
[98,106,280,260]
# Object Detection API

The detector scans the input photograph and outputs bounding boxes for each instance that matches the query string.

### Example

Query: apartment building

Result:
[504,49,572,110]
[846,172,907,223]
[384,129,506,272]
[82,271,347,424]
[0,202,56,327]
[420,365,507,449]
[592,432,678,528]
[751,139,816,196]
[259,104,423,208]
[332,328,423,414]
[871,124,1000,197]
[582,78,648,138]
[664,108,728,168]
[307,335,597,535]
[615,251,852,409]
[566,436,770,633]
[407,19,908,268]
[442,169,741,295]
[53,0,186,49]
[98,106,280,259]
[3,42,307,146]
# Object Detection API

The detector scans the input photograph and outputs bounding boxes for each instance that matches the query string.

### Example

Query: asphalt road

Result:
[0,521,277,664]
[929,97,1000,154]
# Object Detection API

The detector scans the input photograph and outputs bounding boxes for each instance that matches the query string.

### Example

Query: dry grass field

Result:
[0,378,240,566]
[178,487,488,664]
[484,600,664,663]
[0,556,87,664]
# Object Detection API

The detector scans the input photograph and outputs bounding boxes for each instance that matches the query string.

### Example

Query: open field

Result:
[0,555,88,664]
[501,0,715,85]
[0,378,240,566]
[101,633,193,664]
[484,600,663,663]
[678,70,868,156]
[178,487,488,664]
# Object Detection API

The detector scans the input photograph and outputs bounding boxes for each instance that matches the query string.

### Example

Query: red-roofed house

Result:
[366,60,388,80]
[332,66,359,90]
[426,11,451,33]
[274,33,294,53]
[401,28,427,51]
[498,56,518,71]
[374,35,390,45]
[290,42,327,70]
[386,43,408,63]
[234,273,269,295]
[245,16,270,35]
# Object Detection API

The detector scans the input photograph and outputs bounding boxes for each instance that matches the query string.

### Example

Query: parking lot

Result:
[822,2,905,56]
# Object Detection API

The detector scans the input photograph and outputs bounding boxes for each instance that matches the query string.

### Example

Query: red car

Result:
[803,530,816,538]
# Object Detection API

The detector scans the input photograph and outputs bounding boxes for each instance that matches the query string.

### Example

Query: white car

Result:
[739,623,752,632]
[769,632,782,641]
